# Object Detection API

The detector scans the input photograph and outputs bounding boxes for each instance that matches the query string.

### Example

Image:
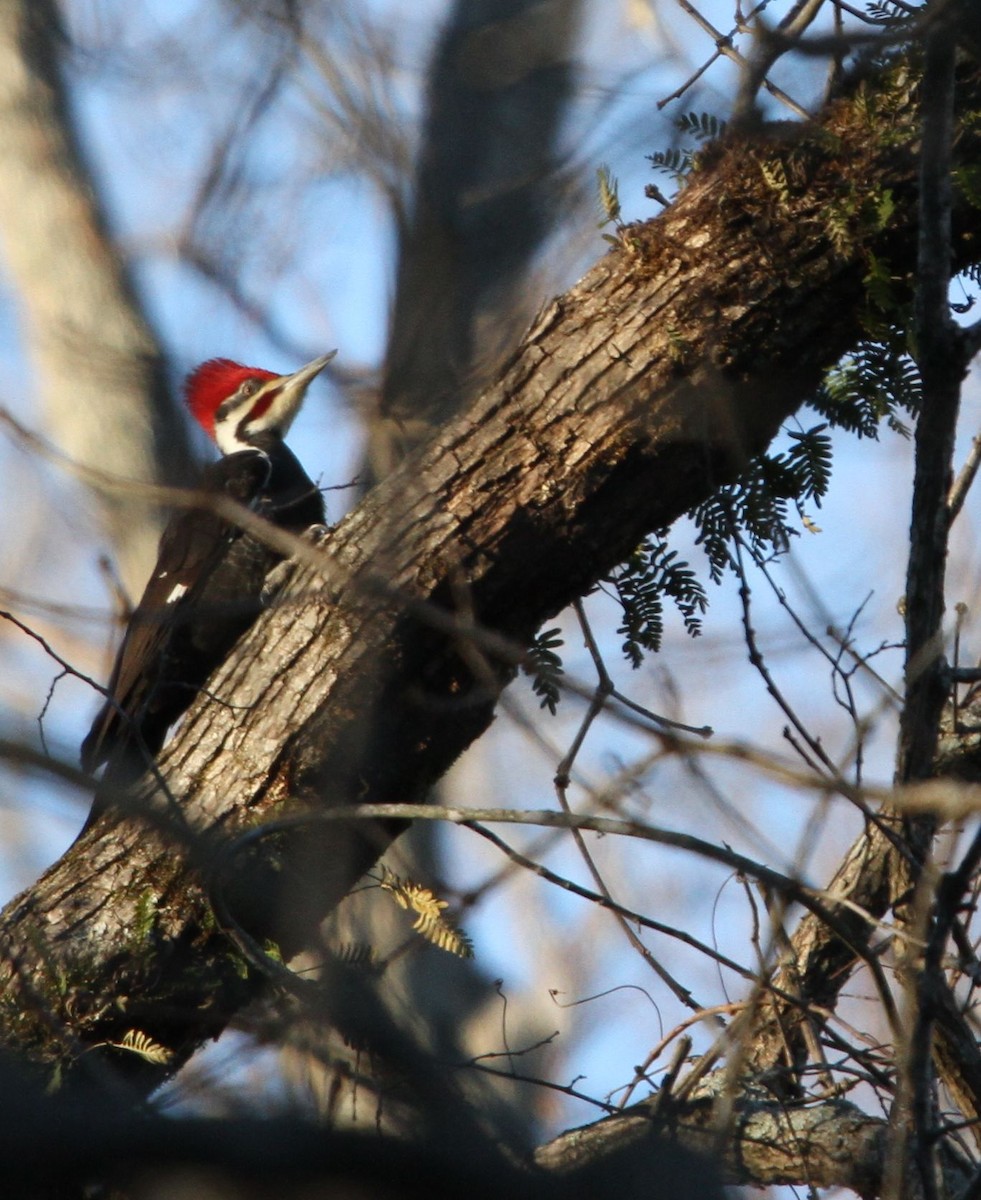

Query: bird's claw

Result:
[302,522,332,546]
[261,559,295,605]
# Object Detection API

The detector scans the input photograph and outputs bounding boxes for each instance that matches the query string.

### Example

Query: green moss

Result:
[132,889,159,949]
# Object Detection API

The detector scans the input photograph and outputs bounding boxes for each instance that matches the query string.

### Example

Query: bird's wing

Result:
[81,450,271,772]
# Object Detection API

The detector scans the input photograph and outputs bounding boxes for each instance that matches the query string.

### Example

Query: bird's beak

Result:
[253,351,337,436]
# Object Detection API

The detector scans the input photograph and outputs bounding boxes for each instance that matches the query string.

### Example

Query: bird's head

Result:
[184,352,336,455]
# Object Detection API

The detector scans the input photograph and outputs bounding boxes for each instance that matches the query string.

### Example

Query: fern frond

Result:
[112,1029,173,1065]
[523,627,565,713]
[379,868,474,959]
[865,0,919,24]
[611,324,924,668]
[676,111,726,142]
[785,425,833,505]
[596,164,621,228]
[648,146,692,182]
[336,942,379,970]
[863,252,898,312]
[759,159,790,205]
[689,433,832,582]
[690,495,732,583]
[811,338,920,437]
[605,533,706,667]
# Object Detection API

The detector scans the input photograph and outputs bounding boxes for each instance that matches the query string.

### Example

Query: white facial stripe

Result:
[214,381,310,450]
[214,422,255,455]
[214,380,271,452]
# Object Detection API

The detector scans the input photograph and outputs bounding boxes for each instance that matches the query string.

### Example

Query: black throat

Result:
[238,432,325,531]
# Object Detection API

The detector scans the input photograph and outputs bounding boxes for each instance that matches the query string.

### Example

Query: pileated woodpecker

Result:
[81,352,335,823]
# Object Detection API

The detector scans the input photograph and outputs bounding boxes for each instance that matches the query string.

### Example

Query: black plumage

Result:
[80,353,333,831]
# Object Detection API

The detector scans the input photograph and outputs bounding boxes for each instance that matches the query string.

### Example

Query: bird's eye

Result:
[240,379,259,397]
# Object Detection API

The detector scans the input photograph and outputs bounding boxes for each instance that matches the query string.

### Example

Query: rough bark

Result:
[0,0,194,590]
[1,51,981,1190]
[535,1094,895,1198]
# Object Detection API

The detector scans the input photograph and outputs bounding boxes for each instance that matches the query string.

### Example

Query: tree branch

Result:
[2,59,981,1155]
[535,1092,898,1196]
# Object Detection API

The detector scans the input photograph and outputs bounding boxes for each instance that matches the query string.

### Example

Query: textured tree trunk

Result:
[1,54,980,1191]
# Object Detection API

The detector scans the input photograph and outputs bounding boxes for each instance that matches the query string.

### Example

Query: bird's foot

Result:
[261,559,296,605]
[302,522,332,546]
[262,525,332,604]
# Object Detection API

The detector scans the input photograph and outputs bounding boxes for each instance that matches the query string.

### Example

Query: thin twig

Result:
[664,0,809,117]
[555,601,705,1009]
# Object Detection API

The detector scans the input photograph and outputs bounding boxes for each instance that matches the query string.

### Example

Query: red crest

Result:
[184,359,278,439]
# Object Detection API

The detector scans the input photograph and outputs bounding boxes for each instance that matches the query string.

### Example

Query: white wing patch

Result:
[165,582,188,604]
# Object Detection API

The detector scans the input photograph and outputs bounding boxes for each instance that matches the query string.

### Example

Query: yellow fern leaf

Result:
[379,867,474,958]
[113,1029,173,1065]
[414,912,474,959]
[759,158,790,205]
[596,164,621,227]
